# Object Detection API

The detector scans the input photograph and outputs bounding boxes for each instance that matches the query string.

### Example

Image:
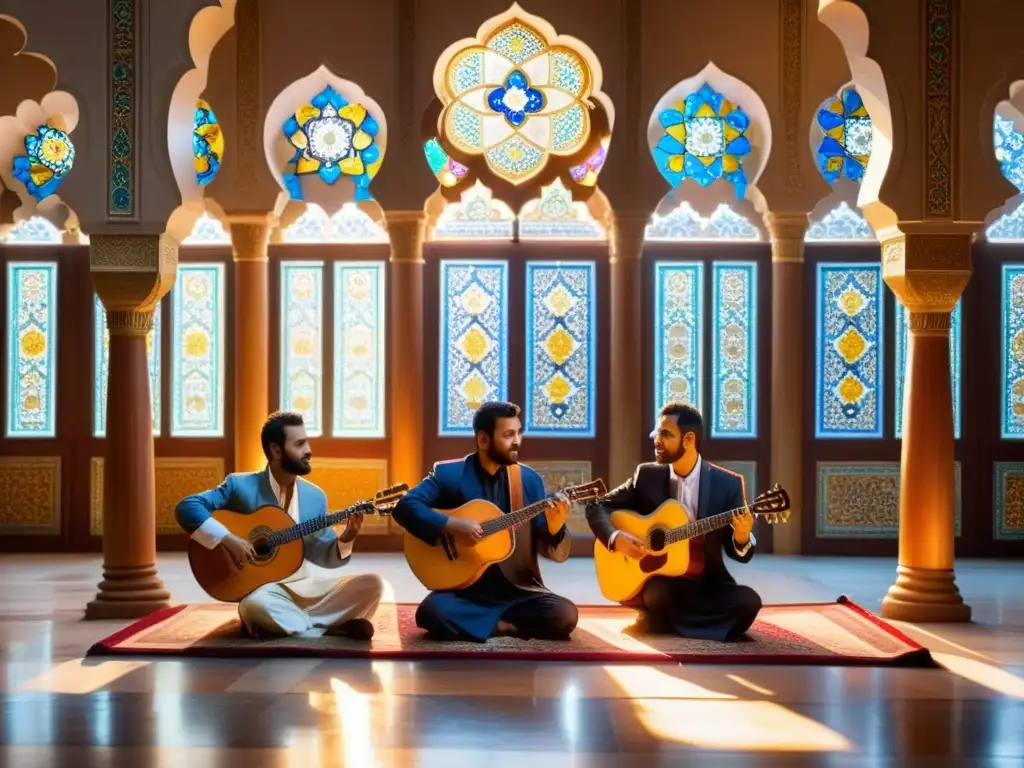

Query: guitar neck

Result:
[666,505,747,545]
[270,508,355,546]
[480,497,553,536]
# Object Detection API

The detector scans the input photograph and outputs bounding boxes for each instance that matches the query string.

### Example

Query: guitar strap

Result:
[507,463,524,512]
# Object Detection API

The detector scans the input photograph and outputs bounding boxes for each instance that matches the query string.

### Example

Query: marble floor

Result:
[1,553,1023,766]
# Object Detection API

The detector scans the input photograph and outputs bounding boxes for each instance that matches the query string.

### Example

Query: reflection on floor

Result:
[1,553,1023,766]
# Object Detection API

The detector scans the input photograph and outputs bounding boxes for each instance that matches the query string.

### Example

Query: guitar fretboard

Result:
[664,505,748,545]
[480,498,555,536]
[267,507,361,547]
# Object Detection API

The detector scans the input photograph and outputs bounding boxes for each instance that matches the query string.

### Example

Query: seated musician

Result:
[585,402,761,641]
[392,401,578,642]
[175,411,383,639]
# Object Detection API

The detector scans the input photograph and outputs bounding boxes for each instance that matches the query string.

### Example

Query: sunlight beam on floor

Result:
[18,658,150,695]
[932,652,1024,699]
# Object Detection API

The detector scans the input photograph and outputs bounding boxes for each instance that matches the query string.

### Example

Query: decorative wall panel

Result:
[895,299,961,439]
[439,261,508,435]
[525,262,596,436]
[1001,265,1024,438]
[6,262,58,438]
[280,262,324,435]
[94,295,162,436]
[530,460,592,535]
[993,463,1024,540]
[0,457,61,534]
[304,458,391,533]
[711,262,757,437]
[816,462,962,538]
[815,264,884,438]
[653,262,703,422]
[171,264,226,436]
[333,262,386,437]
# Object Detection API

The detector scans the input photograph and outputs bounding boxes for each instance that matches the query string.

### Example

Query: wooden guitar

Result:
[187,483,408,602]
[404,479,607,591]
[593,483,791,603]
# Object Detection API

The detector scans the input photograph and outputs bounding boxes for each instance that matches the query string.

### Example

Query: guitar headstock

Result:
[350,483,409,516]
[750,483,791,524]
[562,479,607,504]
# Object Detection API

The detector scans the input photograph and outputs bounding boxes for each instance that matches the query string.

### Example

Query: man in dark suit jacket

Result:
[586,402,762,641]
[393,401,578,642]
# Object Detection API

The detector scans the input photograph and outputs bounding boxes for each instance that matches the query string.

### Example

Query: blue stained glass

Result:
[333,262,386,437]
[894,300,961,439]
[171,264,225,437]
[815,87,872,185]
[439,261,508,435]
[814,264,884,438]
[193,99,223,186]
[93,295,162,437]
[524,262,597,437]
[5,262,58,437]
[711,262,757,437]
[280,262,324,436]
[994,115,1024,193]
[1002,265,1024,439]
[12,126,75,202]
[654,262,704,422]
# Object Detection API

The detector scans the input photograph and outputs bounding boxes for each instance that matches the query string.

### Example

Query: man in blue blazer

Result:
[586,402,762,641]
[175,411,383,639]
[393,401,578,642]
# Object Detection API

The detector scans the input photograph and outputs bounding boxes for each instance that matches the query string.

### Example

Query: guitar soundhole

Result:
[647,528,667,553]
[639,554,667,573]
[248,527,277,564]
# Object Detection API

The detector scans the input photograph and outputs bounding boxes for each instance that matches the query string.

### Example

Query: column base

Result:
[880,565,971,623]
[84,564,172,620]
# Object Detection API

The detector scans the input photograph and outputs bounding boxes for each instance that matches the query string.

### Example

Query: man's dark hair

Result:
[472,401,521,438]
[660,401,703,449]
[261,411,305,459]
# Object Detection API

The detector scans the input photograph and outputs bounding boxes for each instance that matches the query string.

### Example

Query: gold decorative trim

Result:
[908,311,951,333]
[0,456,61,535]
[229,221,271,262]
[780,0,805,192]
[107,309,154,335]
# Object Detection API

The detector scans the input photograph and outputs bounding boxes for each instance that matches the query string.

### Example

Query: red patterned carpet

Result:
[88,597,932,666]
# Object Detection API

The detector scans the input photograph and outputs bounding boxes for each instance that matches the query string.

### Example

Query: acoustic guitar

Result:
[593,483,791,603]
[404,479,607,591]
[188,483,408,602]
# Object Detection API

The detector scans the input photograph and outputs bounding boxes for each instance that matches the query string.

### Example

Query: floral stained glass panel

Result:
[815,87,872,184]
[280,263,324,436]
[1002,265,1024,439]
[895,299,961,439]
[6,263,57,437]
[171,264,225,436]
[439,261,508,435]
[815,264,884,438]
[93,295,162,436]
[712,263,757,438]
[333,262,386,437]
[525,262,597,436]
[654,262,704,422]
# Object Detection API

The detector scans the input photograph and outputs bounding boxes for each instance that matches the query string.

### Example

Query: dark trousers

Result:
[639,575,762,642]
[416,591,579,642]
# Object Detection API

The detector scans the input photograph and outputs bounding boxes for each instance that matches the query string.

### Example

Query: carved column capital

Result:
[107,309,155,337]
[89,234,178,312]
[882,224,976,313]
[228,215,273,263]
[386,210,427,264]
[765,211,809,263]
[609,211,649,263]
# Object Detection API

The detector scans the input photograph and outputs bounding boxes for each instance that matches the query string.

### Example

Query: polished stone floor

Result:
[1,553,1023,766]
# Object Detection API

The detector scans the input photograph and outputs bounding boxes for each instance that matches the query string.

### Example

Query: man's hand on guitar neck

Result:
[611,532,646,560]
[221,534,256,570]
[340,510,365,543]
[545,493,571,536]
[444,515,484,545]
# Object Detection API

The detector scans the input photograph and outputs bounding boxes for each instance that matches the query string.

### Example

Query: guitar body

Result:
[187,506,306,602]
[403,500,515,591]
[593,499,705,603]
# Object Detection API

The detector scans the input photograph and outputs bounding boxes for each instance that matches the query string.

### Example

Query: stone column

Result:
[609,212,648,484]
[386,211,426,486]
[765,212,809,554]
[229,217,272,473]
[881,228,972,622]
[86,235,176,619]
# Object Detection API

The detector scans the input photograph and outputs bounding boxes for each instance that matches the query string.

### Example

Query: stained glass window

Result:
[815,87,872,184]
[171,263,225,436]
[282,86,382,202]
[193,99,224,186]
[654,262,704,421]
[711,262,757,437]
[432,182,515,240]
[438,20,595,183]
[805,201,876,242]
[524,262,596,436]
[519,179,604,240]
[181,212,231,245]
[12,125,75,201]
[439,261,508,434]
[3,217,62,244]
[280,262,324,436]
[569,141,608,187]
[645,202,759,241]
[333,262,386,437]
[93,295,162,437]
[652,84,751,198]
[5,262,57,437]
[894,299,960,439]
[987,115,1024,242]
[423,138,468,188]
[815,264,884,438]
[1001,265,1024,438]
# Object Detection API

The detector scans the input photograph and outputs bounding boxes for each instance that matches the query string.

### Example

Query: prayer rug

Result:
[87,596,933,666]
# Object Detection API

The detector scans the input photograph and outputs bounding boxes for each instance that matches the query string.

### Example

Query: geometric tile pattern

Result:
[993,462,1024,540]
[653,262,704,423]
[171,264,226,437]
[333,262,386,437]
[279,262,324,436]
[1001,265,1024,438]
[0,456,61,534]
[895,299,961,439]
[711,262,757,437]
[6,262,58,437]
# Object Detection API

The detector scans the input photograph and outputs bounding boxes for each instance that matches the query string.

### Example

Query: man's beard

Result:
[488,443,518,466]
[655,445,685,465]
[281,454,312,476]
